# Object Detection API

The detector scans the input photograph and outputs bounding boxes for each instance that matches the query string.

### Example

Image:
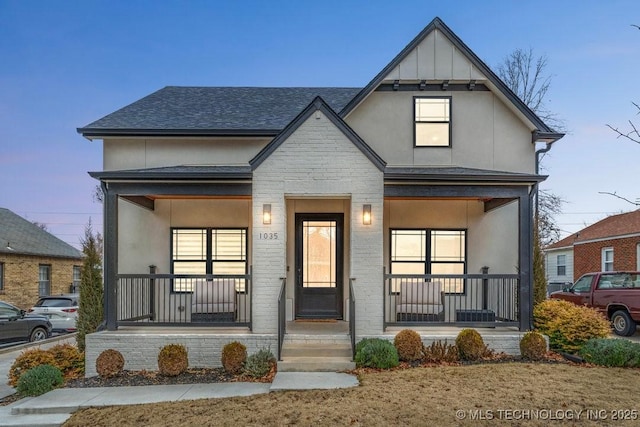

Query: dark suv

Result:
[0,301,52,343]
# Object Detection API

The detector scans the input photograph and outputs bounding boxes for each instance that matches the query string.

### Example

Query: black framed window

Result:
[171,228,247,292]
[390,229,466,293]
[0,262,4,291]
[414,97,451,146]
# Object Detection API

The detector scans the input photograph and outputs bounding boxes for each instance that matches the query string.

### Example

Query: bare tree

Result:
[32,221,48,231]
[497,48,565,132]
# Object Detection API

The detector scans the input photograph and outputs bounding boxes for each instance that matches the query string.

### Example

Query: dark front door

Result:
[295,213,343,319]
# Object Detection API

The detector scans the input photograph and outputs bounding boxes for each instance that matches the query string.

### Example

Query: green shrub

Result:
[355,338,399,369]
[16,365,63,397]
[8,348,56,387]
[96,349,125,378]
[157,344,188,376]
[520,331,547,361]
[534,299,610,353]
[221,341,247,374]
[579,338,640,367]
[422,340,459,363]
[393,329,423,362]
[244,348,276,378]
[455,329,488,361]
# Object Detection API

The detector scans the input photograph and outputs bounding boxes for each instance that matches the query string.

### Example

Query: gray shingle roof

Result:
[384,166,546,183]
[0,208,83,259]
[78,87,361,137]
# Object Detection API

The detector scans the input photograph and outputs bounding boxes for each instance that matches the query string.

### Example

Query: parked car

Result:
[0,301,52,343]
[29,294,79,333]
[550,271,640,336]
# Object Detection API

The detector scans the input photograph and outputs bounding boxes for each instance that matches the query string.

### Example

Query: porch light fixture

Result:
[263,204,271,225]
[363,204,371,225]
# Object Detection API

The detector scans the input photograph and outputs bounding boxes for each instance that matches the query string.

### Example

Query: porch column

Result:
[518,188,533,331]
[103,182,118,331]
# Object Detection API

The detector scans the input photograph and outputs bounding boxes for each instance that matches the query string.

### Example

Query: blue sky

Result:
[1,0,639,248]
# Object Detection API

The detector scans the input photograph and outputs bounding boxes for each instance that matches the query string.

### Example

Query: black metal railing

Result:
[277,277,286,361]
[349,278,356,360]
[116,273,251,328]
[383,272,519,329]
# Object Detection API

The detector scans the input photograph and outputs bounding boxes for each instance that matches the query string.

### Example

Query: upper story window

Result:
[414,97,451,147]
[556,254,566,277]
[602,248,614,272]
[172,228,247,292]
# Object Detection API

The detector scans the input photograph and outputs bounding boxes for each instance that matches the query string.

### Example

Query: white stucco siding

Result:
[346,90,534,173]
[252,110,384,335]
[103,137,271,170]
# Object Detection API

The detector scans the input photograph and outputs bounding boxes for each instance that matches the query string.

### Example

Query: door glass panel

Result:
[303,221,336,288]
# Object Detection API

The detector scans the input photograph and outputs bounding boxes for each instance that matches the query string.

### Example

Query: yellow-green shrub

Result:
[393,329,423,362]
[455,329,488,361]
[519,331,547,361]
[534,299,610,353]
[48,343,85,380]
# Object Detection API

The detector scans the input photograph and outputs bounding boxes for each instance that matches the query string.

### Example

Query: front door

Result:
[295,213,343,319]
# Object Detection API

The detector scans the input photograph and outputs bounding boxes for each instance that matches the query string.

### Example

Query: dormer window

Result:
[414,97,451,147]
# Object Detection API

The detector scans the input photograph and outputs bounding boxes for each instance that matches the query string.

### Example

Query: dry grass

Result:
[64,363,640,426]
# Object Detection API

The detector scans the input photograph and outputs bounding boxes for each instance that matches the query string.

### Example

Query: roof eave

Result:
[76,128,281,139]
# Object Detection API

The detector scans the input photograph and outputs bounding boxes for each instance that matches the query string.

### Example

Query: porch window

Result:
[556,254,566,277]
[390,229,466,293]
[602,248,614,272]
[38,265,51,296]
[171,228,247,292]
[414,97,451,146]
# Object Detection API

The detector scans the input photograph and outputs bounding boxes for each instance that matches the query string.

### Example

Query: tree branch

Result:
[598,191,640,206]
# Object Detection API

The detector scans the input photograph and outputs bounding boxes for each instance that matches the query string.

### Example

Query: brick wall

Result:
[574,236,640,278]
[0,253,82,309]
[252,109,384,335]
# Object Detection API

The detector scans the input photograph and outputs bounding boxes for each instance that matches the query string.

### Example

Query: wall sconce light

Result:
[363,204,371,225]
[263,204,271,225]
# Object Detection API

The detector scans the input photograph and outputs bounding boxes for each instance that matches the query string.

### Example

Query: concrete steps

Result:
[278,341,355,372]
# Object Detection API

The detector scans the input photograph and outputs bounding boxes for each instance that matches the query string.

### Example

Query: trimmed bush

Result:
[520,331,547,361]
[579,338,640,367]
[8,348,56,387]
[96,349,125,378]
[221,341,247,374]
[534,299,610,353]
[355,338,399,369]
[244,348,276,378]
[393,329,423,362]
[422,340,459,364]
[158,344,188,376]
[49,343,85,380]
[16,364,63,397]
[455,329,487,361]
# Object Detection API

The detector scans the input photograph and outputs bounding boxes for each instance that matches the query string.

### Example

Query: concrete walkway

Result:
[0,372,359,427]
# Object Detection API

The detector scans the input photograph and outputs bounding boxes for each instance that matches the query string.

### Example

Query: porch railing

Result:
[116,273,251,328]
[277,277,286,361]
[349,278,356,359]
[383,272,519,329]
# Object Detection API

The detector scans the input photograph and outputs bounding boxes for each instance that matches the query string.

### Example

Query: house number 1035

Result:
[259,232,278,240]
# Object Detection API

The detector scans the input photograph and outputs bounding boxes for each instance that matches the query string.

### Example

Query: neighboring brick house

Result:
[545,210,640,286]
[77,17,563,373]
[0,208,83,309]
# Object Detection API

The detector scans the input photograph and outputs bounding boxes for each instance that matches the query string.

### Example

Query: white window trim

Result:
[601,247,614,272]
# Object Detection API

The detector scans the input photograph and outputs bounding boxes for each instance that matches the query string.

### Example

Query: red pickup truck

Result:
[550,271,640,336]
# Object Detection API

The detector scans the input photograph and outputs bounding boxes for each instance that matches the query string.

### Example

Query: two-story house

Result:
[78,17,563,374]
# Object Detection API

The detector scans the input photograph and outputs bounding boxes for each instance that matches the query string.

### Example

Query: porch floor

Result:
[286,320,349,335]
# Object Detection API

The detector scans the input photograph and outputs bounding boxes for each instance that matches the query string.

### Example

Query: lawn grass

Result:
[64,363,640,426]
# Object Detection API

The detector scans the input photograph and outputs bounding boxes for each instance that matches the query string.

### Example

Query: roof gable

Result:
[340,17,558,137]
[250,96,386,171]
[0,208,83,259]
[546,209,640,249]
